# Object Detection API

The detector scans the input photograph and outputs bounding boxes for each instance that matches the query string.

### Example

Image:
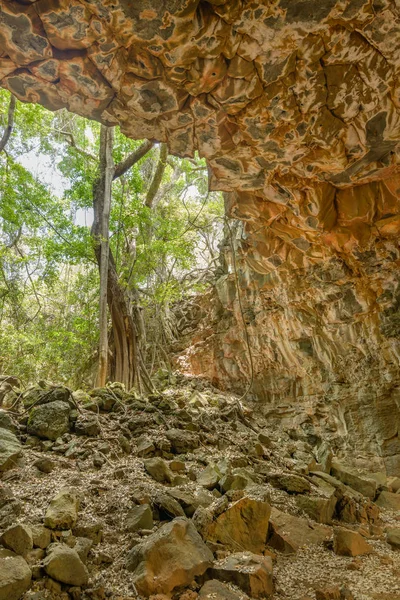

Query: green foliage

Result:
[0,89,223,384]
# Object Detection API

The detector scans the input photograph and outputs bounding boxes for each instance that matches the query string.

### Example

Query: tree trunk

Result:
[92,125,115,387]
[92,127,143,390]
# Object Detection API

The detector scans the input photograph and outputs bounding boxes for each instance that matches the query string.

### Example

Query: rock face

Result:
[126,517,213,596]
[0,1,400,470]
[0,548,31,600]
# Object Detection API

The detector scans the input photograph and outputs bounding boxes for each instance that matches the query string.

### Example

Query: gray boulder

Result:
[27,401,70,441]
[43,543,89,586]
[0,548,31,600]
[0,427,21,471]
[44,488,79,530]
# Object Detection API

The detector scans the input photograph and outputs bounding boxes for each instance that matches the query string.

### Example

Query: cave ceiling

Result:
[0,0,400,270]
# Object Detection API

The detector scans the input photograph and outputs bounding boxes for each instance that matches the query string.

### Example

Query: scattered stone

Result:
[268,508,330,554]
[33,457,56,473]
[165,429,199,453]
[269,473,311,494]
[73,522,102,545]
[27,401,70,441]
[0,410,16,433]
[330,461,377,499]
[144,458,174,484]
[170,460,186,472]
[207,552,273,598]
[296,494,337,524]
[126,504,154,533]
[0,548,32,600]
[375,491,400,511]
[153,492,186,519]
[219,473,249,493]
[43,543,89,586]
[74,537,93,563]
[44,488,79,530]
[387,528,400,548]
[198,464,221,490]
[0,523,33,556]
[75,416,100,437]
[0,427,21,471]
[196,496,271,554]
[136,436,156,457]
[199,579,243,600]
[333,527,373,556]
[126,517,213,596]
[31,525,52,550]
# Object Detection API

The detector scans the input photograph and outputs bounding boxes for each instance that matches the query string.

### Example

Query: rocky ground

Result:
[0,376,399,600]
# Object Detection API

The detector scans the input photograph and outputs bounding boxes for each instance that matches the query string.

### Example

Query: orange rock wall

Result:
[1,1,399,470]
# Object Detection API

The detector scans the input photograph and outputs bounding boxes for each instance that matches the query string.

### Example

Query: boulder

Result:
[143,457,173,484]
[0,524,33,556]
[296,495,337,524]
[31,525,51,549]
[27,401,70,441]
[0,548,31,600]
[310,472,379,524]
[33,457,56,474]
[199,579,243,600]
[153,492,185,520]
[198,464,221,490]
[375,491,400,511]
[0,427,21,471]
[219,473,249,493]
[207,552,273,598]
[165,429,199,453]
[0,410,16,433]
[330,461,377,499]
[43,543,89,586]
[267,508,330,554]
[269,473,311,494]
[195,496,271,554]
[74,537,93,563]
[72,521,103,545]
[126,517,213,596]
[387,528,400,548]
[126,504,154,532]
[44,488,79,530]
[75,416,100,437]
[333,527,373,556]
[168,488,214,518]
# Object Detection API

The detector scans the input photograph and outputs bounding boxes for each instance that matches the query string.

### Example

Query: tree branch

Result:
[145,143,168,208]
[113,139,154,180]
[0,94,16,153]
[53,129,98,162]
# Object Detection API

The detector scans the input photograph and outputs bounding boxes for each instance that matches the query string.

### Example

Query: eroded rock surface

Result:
[0,1,399,471]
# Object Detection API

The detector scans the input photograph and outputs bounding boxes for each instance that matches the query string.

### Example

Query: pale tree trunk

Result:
[92,134,154,389]
[93,125,115,387]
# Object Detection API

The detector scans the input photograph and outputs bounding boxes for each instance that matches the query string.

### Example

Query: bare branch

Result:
[0,94,16,153]
[114,139,154,180]
[53,129,98,162]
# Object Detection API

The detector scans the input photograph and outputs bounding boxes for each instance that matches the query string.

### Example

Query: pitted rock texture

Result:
[0,2,399,202]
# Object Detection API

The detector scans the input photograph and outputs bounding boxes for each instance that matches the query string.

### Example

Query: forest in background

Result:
[0,90,224,387]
